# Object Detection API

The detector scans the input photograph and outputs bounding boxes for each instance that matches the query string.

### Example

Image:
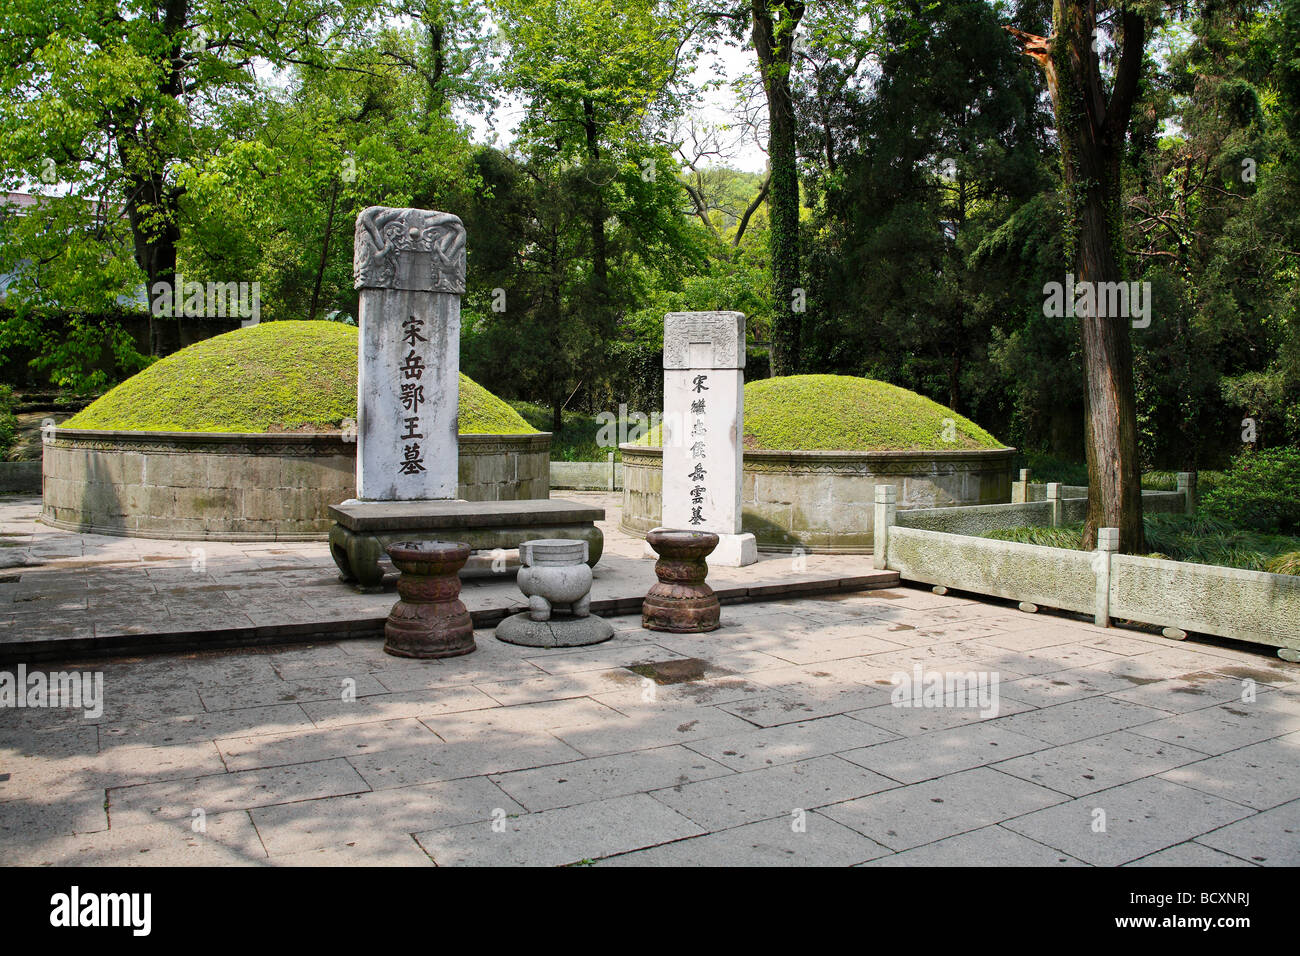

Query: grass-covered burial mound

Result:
[740,374,1003,451]
[67,321,536,435]
[636,373,1006,451]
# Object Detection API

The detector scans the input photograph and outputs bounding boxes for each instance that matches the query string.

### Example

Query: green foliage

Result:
[0,384,16,455]
[66,322,534,434]
[804,0,1050,430]
[984,525,1089,551]
[508,401,613,461]
[1200,447,1300,534]
[1265,551,1300,576]
[1020,451,1089,487]
[742,375,1004,451]
[987,513,1300,575]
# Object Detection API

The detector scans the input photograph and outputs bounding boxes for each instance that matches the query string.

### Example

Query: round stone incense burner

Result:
[642,529,721,633]
[383,540,476,658]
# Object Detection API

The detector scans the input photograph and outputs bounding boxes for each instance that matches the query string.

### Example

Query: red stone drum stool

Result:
[642,529,721,633]
[383,540,476,658]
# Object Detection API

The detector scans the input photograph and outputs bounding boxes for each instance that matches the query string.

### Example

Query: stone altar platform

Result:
[329,498,605,592]
[0,492,898,663]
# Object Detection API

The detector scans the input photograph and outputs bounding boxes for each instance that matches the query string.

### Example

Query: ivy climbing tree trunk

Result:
[1007,1,1147,553]
[581,95,610,327]
[752,0,804,376]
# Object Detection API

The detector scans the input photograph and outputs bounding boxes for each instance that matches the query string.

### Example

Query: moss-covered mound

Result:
[66,321,537,435]
[638,374,1005,451]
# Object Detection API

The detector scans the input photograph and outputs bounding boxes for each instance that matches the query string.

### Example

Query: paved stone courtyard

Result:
[1,490,1298,866]
[3,577,1298,865]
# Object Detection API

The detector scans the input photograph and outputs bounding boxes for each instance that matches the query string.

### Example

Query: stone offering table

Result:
[330,498,605,592]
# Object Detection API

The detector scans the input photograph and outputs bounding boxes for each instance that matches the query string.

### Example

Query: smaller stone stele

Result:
[496,538,614,648]
[383,540,476,659]
[642,528,721,633]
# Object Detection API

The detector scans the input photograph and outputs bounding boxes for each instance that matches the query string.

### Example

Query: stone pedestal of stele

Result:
[330,206,603,591]
[496,539,614,648]
[651,310,756,567]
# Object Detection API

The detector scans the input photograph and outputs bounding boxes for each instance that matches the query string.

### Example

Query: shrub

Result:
[1020,451,1088,486]
[1200,447,1300,534]
[0,385,15,455]
[1265,551,1300,576]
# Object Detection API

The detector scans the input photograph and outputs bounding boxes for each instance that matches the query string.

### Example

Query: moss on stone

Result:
[66,321,537,435]
[636,374,1005,451]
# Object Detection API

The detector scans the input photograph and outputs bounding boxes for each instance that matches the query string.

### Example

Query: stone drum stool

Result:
[496,539,614,648]
[642,529,721,633]
[383,540,476,659]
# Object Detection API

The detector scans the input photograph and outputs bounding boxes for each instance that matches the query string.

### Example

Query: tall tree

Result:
[1006,1,1149,552]
[0,0,376,356]
[751,0,805,375]
[803,0,1047,414]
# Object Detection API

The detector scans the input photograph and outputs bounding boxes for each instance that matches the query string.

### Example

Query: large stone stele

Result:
[659,310,757,567]
[353,205,467,502]
[331,206,605,591]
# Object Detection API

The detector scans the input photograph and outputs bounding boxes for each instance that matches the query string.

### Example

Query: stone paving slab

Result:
[990,730,1206,797]
[681,715,899,772]
[1001,777,1256,867]
[1194,798,1300,866]
[594,811,892,867]
[858,824,1087,867]
[106,758,372,828]
[2,565,1298,866]
[650,754,899,831]
[412,793,705,866]
[837,722,1050,785]
[819,766,1068,851]
[1124,842,1259,867]
[250,776,518,857]
[493,744,734,812]
[1158,732,1300,810]
[0,811,266,866]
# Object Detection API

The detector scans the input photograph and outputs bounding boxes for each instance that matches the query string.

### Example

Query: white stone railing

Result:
[549,455,622,491]
[872,483,1300,662]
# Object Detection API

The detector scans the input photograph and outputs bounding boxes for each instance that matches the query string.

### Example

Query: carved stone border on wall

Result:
[622,444,1016,475]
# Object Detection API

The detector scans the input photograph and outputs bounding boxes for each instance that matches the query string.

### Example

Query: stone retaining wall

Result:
[41,429,550,540]
[620,444,1016,553]
[0,461,41,494]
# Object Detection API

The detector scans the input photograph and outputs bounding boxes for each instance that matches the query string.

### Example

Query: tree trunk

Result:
[426,2,446,114]
[116,0,189,357]
[308,181,340,322]
[122,168,181,356]
[581,97,610,328]
[753,0,805,377]
[1007,2,1147,553]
